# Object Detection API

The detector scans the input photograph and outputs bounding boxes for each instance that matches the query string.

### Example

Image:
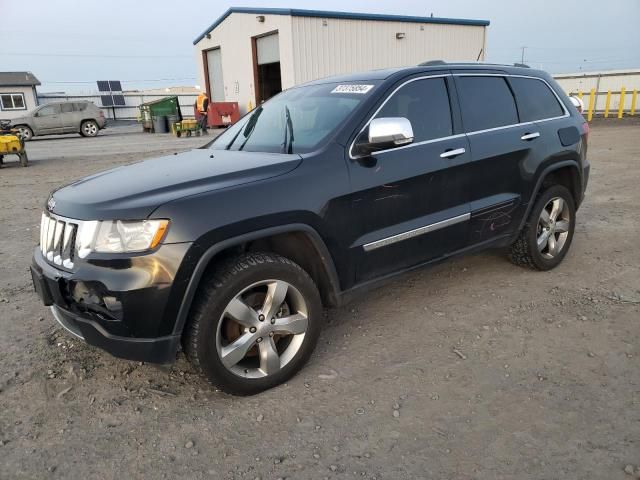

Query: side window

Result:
[509,77,565,122]
[375,77,452,142]
[0,93,26,110]
[60,103,74,113]
[38,105,60,116]
[74,102,88,112]
[456,76,518,132]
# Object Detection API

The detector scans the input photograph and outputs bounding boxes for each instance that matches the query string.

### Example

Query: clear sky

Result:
[1,0,638,93]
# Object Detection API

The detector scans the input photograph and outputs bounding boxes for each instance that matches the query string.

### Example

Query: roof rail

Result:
[418,61,533,69]
[419,60,447,66]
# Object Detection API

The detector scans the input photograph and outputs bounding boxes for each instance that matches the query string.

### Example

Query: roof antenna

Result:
[476,48,483,61]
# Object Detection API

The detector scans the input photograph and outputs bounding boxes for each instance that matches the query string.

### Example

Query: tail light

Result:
[581,121,589,144]
[99,111,105,117]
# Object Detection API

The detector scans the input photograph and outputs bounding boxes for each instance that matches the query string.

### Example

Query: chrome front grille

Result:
[40,213,78,269]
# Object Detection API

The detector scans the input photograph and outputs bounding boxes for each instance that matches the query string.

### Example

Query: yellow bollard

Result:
[604,90,612,118]
[631,90,637,116]
[247,100,253,112]
[587,88,596,122]
[578,90,583,101]
[618,87,626,119]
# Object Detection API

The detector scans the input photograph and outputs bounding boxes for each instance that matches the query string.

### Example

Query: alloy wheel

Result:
[83,122,98,136]
[536,197,571,259]
[17,126,32,140]
[216,280,309,379]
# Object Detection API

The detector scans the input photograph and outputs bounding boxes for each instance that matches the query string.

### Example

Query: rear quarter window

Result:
[456,76,518,132]
[509,77,565,122]
[74,103,88,112]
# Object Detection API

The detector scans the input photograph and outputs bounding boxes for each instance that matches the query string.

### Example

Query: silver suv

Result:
[11,101,106,140]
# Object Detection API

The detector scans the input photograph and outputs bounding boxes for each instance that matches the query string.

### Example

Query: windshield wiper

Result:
[226,106,262,150]
[282,105,294,154]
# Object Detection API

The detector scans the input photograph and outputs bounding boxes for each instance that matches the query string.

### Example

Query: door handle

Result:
[521,132,540,141]
[440,148,466,159]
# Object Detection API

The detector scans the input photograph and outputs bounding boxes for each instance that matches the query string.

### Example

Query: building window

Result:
[0,93,26,111]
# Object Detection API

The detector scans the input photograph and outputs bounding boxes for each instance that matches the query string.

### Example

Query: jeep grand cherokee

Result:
[31,63,589,395]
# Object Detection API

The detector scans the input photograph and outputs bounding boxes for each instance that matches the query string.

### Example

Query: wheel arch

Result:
[79,118,99,131]
[14,123,34,135]
[171,224,341,337]
[517,160,582,232]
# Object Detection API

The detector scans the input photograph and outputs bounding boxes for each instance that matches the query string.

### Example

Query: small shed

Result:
[193,7,489,114]
[0,72,41,121]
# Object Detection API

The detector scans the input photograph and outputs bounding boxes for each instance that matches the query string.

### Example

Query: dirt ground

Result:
[0,121,638,480]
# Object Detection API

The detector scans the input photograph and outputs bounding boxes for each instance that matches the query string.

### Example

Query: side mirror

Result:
[569,95,584,114]
[354,117,414,156]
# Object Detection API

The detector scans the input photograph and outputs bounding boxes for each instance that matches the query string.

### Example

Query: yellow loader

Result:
[0,120,28,168]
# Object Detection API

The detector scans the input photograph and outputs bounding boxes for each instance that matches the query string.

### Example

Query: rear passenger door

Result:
[349,76,472,282]
[454,75,546,244]
[59,103,77,133]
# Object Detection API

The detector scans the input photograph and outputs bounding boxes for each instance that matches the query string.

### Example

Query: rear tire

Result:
[183,252,322,396]
[509,185,576,270]
[80,120,99,137]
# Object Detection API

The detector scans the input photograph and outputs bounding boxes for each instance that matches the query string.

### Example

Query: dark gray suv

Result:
[11,101,106,140]
[32,63,589,395]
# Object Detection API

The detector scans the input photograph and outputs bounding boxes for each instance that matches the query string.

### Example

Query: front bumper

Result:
[48,304,180,363]
[31,242,193,363]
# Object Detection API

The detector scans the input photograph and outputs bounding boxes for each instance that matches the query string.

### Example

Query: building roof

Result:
[298,63,540,88]
[554,69,640,79]
[194,7,490,44]
[0,72,41,87]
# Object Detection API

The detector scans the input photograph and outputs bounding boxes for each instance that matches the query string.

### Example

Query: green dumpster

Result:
[139,96,182,133]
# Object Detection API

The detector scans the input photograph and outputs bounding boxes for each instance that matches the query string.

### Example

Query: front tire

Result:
[80,120,99,137]
[16,125,33,141]
[510,185,576,270]
[183,252,322,395]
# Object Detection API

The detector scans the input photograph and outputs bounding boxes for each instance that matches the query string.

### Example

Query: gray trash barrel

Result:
[166,114,180,131]
[152,116,168,133]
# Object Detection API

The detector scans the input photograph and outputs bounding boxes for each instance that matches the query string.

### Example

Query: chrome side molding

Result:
[363,213,471,252]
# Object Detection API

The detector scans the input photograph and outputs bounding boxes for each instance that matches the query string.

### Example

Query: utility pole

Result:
[520,46,527,64]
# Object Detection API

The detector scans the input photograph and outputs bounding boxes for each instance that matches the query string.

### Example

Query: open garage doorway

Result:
[252,32,282,104]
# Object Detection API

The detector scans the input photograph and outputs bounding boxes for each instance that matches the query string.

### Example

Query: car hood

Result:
[9,115,29,125]
[50,149,303,220]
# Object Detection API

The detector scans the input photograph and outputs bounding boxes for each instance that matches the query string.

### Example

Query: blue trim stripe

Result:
[193,7,490,44]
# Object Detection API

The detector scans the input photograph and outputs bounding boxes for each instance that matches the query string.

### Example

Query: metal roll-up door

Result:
[256,33,280,65]
[206,48,225,101]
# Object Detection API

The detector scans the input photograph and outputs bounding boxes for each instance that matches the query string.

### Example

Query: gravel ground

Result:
[0,121,638,480]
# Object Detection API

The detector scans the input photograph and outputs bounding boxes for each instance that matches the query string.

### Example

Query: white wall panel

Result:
[554,71,640,111]
[0,86,38,120]
[291,17,486,84]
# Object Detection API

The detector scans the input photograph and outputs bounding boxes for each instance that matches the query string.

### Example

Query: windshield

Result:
[210,82,378,154]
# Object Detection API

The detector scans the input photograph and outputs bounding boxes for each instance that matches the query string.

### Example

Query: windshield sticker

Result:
[331,84,374,94]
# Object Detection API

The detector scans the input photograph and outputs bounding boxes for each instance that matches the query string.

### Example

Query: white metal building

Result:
[554,69,640,111]
[193,7,489,114]
[0,72,40,121]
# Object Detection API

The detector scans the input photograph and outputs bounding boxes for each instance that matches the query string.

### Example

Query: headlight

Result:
[76,219,169,257]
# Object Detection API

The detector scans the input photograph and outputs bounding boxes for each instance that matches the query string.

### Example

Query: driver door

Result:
[347,76,472,282]
[33,104,63,134]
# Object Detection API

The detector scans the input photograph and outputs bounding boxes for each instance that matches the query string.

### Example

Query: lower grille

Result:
[40,213,78,269]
